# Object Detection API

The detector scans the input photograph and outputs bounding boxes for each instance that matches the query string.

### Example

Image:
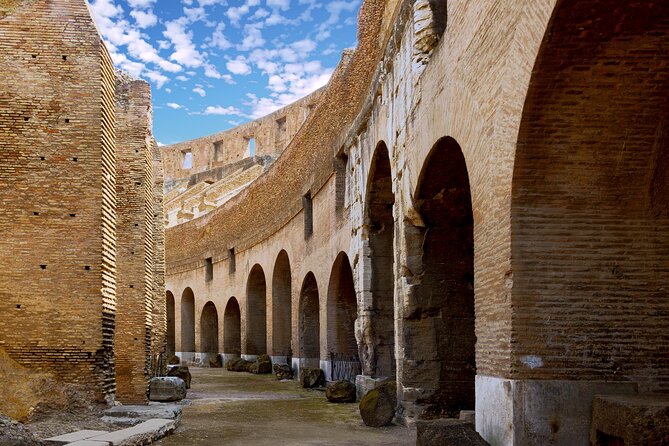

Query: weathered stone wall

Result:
[164,0,668,444]
[161,89,323,190]
[114,72,156,404]
[0,0,118,403]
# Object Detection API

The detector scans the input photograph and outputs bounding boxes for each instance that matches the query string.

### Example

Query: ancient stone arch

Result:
[271,250,292,360]
[364,141,396,379]
[200,301,219,355]
[245,264,267,356]
[180,287,196,354]
[299,272,320,369]
[326,252,358,357]
[224,297,242,358]
[406,136,475,419]
[166,291,175,355]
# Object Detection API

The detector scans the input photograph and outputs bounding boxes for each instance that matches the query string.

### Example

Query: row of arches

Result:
[165,251,360,368]
[165,137,476,417]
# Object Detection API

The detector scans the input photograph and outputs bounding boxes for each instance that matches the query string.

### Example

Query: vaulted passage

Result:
[299,272,320,368]
[166,291,175,355]
[408,137,475,418]
[327,252,358,357]
[271,250,292,357]
[366,142,395,378]
[224,297,241,357]
[181,288,196,353]
[512,0,669,389]
[200,301,219,354]
[246,264,267,355]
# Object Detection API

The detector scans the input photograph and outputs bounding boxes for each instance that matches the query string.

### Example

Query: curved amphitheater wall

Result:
[165,0,669,444]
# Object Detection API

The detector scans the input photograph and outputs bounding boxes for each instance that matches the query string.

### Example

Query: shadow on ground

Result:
[154,367,415,445]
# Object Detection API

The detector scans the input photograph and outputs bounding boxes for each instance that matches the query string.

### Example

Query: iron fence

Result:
[329,352,361,383]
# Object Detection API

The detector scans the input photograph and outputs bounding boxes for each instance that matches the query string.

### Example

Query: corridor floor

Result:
[154,367,415,446]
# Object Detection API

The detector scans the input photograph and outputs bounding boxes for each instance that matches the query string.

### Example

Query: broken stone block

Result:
[226,358,251,372]
[273,363,293,380]
[148,377,186,402]
[416,419,489,445]
[300,368,325,388]
[359,381,396,427]
[0,415,43,446]
[167,366,192,389]
[250,355,272,374]
[591,394,669,446]
[326,380,356,403]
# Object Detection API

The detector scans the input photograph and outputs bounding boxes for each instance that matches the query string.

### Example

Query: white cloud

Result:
[267,0,290,10]
[226,57,252,75]
[130,9,157,28]
[236,24,265,51]
[144,70,169,88]
[317,0,359,41]
[127,0,156,8]
[203,105,244,116]
[193,86,207,97]
[207,22,231,50]
[226,0,261,26]
[164,17,206,68]
[167,102,182,109]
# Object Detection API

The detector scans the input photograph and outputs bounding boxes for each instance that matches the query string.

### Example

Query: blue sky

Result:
[87,0,361,145]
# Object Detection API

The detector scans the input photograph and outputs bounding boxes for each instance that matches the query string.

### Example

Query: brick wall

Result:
[512,0,669,390]
[0,0,118,402]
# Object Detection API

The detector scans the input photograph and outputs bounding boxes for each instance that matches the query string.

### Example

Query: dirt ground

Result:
[155,368,415,446]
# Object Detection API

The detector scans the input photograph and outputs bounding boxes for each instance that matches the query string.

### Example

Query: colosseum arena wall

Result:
[160,0,668,444]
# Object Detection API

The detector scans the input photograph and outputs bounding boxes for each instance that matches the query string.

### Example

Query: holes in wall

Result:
[33,212,39,216]
[134,223,139,227]
[129,285,134,288]
[72,157,78,162]
[84,266,91,271]
[40,265,47,270]
[228,248,236,274]
[16,305,21,309]
[64,118,70,123]
[40,156,45,161]
[31,55,36,59]
[303,192,313,239]
[24,117,29,122]
[62,55,67,61]
[214,141,224,162]
[205,257,213,282]
[135,181,141,186]
[182,150,193,169]
[335,153,348,213]
[245,137,256,157]
[69,213,76,217]
[275,117,286,143]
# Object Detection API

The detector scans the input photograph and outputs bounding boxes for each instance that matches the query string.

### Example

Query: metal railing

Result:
[329,352,361,383]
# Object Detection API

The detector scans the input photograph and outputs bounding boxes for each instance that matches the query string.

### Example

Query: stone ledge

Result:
[591,394,669,446]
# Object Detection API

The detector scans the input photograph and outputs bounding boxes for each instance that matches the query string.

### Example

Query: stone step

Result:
[44,430,109,445]
[102,404,182,426]
[46,419,177,446]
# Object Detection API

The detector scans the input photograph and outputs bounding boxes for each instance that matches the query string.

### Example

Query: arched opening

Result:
[327,252,359,381]
[366,142,395,378]
[224,297,241,357]
[512,0,669,397]
[166,291,175,355]
[245,264,267,355]
[299,272,320,368]
[410,137,475,419]
[200,301,219,354]
[180,288,195,353]
[271,250,292,358]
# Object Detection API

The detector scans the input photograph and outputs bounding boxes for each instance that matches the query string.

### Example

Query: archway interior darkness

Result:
[271,251,292,357]
[200,302,219,354]
[299,272,320,368]
[413,137,475,418]
[224,297,241,356]
[367,142,396,378]
[327,253,358,357]
[181,288,195,352]
[166,291,175,354]
[246,264,267,355]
